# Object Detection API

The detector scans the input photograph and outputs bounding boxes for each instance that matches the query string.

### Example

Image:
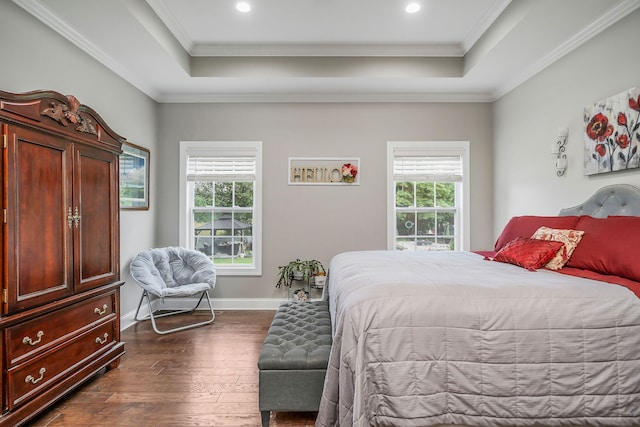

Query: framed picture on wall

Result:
[120,142,150,210]
[583,87,640,175]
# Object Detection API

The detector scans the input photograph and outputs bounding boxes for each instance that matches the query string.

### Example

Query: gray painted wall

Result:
[11,1,635,308]
[0,2,158,317]
[493,9,640,237]
[156,102,494,301]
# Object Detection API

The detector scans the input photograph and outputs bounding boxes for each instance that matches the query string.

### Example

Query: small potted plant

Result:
[276,258,325,288]
[314,270,327,289]
[302,259,325,282]
[276,258,303,288]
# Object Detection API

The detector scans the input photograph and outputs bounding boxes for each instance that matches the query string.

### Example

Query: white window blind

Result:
[186,156,256,182]
[393,155,463,182]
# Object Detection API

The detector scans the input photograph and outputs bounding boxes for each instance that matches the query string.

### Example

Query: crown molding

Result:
[493,0,640,100]
[16,0,638,104]
[12,0,160,101]
[462,0,512,52]
[155,91,494,104]
[145,0,194,53]
[190,43,465,58]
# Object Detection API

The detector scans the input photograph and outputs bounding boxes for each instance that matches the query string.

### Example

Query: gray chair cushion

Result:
[130,246,216,297]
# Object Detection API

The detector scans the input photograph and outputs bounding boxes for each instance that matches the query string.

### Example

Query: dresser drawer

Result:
[5,293,115,366]
[6,320,116,410]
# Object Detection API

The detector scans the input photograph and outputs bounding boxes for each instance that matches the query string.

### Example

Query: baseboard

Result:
[211,298,285,310]
[120,297,284,330]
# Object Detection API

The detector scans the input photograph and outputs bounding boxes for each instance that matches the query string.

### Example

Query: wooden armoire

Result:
[0,90,125,426]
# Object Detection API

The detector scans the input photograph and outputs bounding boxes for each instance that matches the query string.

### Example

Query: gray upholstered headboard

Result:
[559,184,640,217]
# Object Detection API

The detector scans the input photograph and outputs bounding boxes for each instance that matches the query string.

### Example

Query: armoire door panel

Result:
[6,126,73,312]
[74,146,118,292]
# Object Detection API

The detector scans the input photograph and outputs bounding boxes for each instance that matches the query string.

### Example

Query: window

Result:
[179,141,262,275]
[387,141,470,251]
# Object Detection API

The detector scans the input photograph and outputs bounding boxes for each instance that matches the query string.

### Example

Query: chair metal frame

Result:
[134,289,215,335]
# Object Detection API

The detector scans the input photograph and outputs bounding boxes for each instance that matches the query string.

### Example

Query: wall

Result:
[493,9,640,237]
[157,102,494,304]
[1,1,495,309]
[11,0,634,311]
[0,2,158,321]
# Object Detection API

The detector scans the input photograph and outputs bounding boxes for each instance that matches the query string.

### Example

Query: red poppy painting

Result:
[584,87,640,175]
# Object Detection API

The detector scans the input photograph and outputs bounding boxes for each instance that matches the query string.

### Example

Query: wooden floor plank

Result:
[29,310,318,427]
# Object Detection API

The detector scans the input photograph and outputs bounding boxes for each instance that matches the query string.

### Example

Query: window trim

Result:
[386,141,470,251]
[179,141,262,276]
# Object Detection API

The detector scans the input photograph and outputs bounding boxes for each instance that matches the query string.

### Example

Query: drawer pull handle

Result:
[25,367,46,385]
[22,331,44,346]
[95,333,109,345]
[94,304,108,315]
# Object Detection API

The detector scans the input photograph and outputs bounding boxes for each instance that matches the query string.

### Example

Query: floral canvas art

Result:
[584,87,640,175]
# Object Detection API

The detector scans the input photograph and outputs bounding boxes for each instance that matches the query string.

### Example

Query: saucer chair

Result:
[131,246,216,334]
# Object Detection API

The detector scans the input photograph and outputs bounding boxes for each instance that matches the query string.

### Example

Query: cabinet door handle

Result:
[67,207,73,229]
[94,304,108,315]
[25,367,46,385]
[22,331,44,346]
[95,333,109,345]
[73,207,81,228]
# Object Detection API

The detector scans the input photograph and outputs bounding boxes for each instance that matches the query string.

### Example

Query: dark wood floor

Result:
[29,310,318,427]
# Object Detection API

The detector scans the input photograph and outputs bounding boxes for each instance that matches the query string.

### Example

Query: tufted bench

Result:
[258,300,332,427]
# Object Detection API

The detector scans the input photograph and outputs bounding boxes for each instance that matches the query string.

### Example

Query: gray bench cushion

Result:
[258,301,332,370]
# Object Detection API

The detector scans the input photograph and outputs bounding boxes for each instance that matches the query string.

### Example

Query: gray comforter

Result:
[316,251,640,427]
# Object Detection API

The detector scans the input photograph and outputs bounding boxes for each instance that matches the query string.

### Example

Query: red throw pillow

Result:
[494,216,581,251]
[567,216,640,282]
[531,227,584,270]
[493,237,565,271]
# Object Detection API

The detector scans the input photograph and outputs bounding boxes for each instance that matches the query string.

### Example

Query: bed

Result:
[316,184,640,427]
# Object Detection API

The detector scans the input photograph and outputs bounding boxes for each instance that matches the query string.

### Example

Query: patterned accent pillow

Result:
[493,237,565,271]
[531,226,585,270]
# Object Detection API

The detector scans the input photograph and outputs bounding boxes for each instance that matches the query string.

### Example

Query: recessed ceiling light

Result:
[405,3,420,13]
[236,2,251,12]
